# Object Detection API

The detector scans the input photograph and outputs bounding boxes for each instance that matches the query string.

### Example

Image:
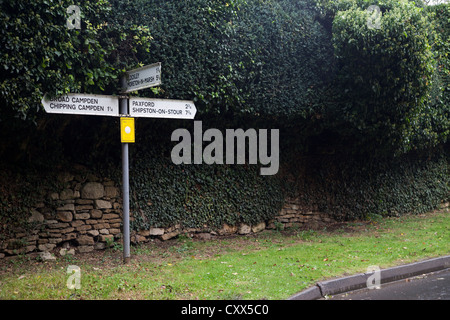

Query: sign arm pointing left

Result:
[41,93,119,117]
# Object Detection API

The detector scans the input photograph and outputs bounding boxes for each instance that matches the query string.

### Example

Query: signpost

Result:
[122,62,161,93]
[129,97,197,119]
[41,93,119,117]
[41,63,197,264]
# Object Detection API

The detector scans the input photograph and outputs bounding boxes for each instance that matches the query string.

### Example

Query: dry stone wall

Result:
[0,173,336,259]
[0,173,123,258]
[269,198,336,230]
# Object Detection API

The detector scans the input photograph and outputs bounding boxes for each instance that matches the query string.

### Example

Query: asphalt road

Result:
[327,268,450,300]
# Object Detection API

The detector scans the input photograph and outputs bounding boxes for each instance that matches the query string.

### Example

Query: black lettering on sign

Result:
[129,73,139,80]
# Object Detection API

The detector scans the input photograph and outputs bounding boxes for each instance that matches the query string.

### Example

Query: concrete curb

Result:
[288,255,450,300]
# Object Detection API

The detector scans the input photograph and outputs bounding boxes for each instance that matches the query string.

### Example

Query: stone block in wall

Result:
[74,212,90,220]
[160,230,180,241]
[57,211,73,222]
[38,238,49,245]
[100,234,114,242]
[90,209,102,219]
[38,232,49,239]
[57,204,75,211]
[38,244,56,252]
[77,235,94,246]
[81,182,104,199]
[132,235,146,243]
[166,224,181,233]
[94,222,110,230]
[48,232,63,238]
[76,205,94,211]
[217,223,238,235]
[76,199,93,205]
[71,220,84,228]
[109,228,120,235]
[94,199,112,209]
[103,213,120,220]
[60,189,74,200]
[105,186,119,198]
[252,222,266,233]
[238,224,251,235]
[87,230,99,237]
[150,227,164,236]
[61,227,75,234]
[28,209,44,223]
[138,230,150,237]
[76,225,91,232]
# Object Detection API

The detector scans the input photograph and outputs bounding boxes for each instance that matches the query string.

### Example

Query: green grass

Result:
[0,209,448,300]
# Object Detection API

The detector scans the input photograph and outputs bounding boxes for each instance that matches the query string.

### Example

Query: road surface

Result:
[327,268,450,300]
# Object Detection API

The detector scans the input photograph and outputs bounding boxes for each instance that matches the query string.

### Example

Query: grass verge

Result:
[0,208,448,300]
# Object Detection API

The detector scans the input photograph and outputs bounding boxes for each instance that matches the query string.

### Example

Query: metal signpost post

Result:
[120,75,131,264]
[42,63,197,264]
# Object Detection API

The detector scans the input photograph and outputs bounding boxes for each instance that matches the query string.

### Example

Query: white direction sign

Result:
[122,62,161,93]
[129,97,196,119]
[42,93,119,117]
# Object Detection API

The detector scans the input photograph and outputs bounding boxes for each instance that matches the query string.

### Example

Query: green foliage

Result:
[322,0,437,154]
[128,0,334,118]
[0,0,152,121]
[127,148,284,230]
[285,147,450,221]
[2,0,447,155]
[414,4,450,149]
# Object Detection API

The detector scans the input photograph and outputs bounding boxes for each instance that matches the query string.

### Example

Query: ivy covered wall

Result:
[0,0,448,244]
